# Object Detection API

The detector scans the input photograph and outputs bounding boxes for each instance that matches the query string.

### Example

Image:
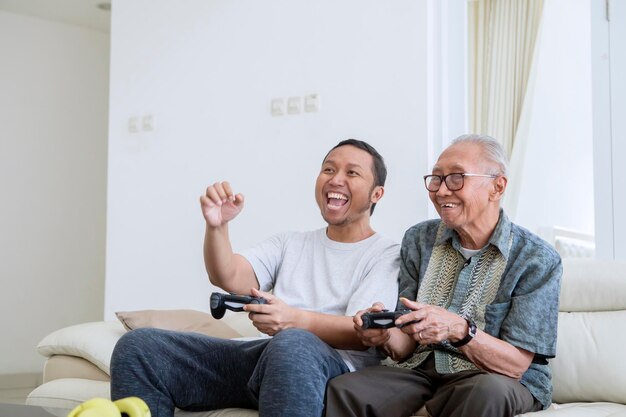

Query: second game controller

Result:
[210,292,267,319]
[361,309,413,329]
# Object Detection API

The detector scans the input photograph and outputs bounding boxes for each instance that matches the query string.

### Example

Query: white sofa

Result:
[27,259,626,416]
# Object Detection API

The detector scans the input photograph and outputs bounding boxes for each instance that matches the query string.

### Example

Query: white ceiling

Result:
[0,0,110,32]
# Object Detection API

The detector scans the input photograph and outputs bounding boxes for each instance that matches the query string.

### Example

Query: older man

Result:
[110,139,400,417]
[325,134,562,417]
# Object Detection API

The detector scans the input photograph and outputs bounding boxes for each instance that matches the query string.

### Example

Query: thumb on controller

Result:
[251,287,274,303]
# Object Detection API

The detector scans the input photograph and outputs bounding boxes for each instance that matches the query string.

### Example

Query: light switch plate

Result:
[128,117,139,133]
[271,98,285,116]
[304,94,320,112]
[142,115,154,131]
[287,96,301,114]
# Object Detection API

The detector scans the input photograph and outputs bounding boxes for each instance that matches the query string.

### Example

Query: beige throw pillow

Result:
[115,309,242,339]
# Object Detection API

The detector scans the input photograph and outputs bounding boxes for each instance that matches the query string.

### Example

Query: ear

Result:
[370,185,384,204]
[490,176,507,201]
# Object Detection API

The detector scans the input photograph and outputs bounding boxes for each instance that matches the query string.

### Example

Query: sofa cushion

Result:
[28,379,260,417]
[43,355,109,383]
[517,402,626,416]
[560,259,626,312]
[551,259,626,404]
[37,321,126,375]
[26,378,110,409]
[115,309,242,339]
[551,310,626,404]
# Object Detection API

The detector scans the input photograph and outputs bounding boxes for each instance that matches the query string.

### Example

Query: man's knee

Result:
[467,373,513,398]
[257,328,346,377]
[273,328,319,342]
[112,329,144,363]
[463,373,532,412]
[111,328,165,370]
[268,328,324,355]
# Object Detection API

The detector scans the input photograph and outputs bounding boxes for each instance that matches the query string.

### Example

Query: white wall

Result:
[610,0,626,259]
[105,0,434,318]
[504,0,595,238]
[0,12,109,373]
[426,0,469,219]
[592,0,626,260]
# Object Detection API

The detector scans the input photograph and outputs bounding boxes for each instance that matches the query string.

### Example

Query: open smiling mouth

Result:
[327,192,349,207]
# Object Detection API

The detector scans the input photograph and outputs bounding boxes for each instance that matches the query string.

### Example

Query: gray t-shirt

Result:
[240,228,400,370]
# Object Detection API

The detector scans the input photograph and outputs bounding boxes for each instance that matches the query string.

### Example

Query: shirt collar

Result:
[435,208,512,261]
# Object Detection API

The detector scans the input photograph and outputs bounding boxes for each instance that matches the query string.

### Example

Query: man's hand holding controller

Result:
[353,302,396,348]
[354,301,423,361]
[210,292,268,319]
[361,309,413,329]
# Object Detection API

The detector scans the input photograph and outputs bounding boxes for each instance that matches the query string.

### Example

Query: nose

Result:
[328,170,347,186]
[435,180,452,197]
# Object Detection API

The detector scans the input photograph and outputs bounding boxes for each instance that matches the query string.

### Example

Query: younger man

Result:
[110,139,400,417]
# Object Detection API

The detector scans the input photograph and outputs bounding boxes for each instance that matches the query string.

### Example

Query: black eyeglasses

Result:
[423,173,498,192]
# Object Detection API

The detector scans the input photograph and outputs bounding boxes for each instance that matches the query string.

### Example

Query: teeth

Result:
[328,192,348,200]
[441,203,457,208]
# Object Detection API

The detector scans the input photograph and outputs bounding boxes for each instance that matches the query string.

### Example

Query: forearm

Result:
[203,224,257,293]
[380,328,417,361]
[296,311,366,350]
[459,330,533,379]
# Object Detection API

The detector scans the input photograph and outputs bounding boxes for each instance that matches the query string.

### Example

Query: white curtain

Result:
[504,0,594,229]
[468,0,544,157]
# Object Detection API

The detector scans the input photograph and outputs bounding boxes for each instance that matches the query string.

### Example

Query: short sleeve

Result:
[239,234,286,292]
[396,227,422,310]
[499,252,562,358]
[344,244,401,316]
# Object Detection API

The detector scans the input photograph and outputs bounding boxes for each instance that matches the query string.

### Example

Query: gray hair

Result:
[450,134,509,177]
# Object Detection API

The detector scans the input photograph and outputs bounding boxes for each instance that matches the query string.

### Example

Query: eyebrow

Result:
[323,160,364,170]
[345,163,364,171]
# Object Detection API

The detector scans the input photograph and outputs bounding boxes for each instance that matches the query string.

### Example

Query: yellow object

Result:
[67,397,150,417]
[113,397,151,417]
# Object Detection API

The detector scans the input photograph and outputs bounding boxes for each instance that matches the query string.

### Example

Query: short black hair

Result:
[324,139,387,215]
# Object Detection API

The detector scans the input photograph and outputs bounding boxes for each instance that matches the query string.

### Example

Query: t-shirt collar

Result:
[435,208,512,261]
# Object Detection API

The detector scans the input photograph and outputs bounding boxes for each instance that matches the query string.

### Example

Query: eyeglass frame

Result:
[423,173,498,192]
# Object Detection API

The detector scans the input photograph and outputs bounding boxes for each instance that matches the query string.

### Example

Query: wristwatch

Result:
[451,318,477,348]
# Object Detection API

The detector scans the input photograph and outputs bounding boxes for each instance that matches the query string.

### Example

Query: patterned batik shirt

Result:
[389,209,562,409]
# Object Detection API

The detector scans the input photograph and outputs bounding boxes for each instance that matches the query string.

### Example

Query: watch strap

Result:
[451,318,476,348]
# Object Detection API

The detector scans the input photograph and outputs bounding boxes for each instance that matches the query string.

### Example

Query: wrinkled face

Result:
[429,142,499,232]
[315,145,381,227]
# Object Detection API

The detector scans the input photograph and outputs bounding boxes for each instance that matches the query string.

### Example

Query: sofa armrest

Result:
[27,379,111,409]
[43,355,110,383]
[37,321,126,375]
[36,313,258,378]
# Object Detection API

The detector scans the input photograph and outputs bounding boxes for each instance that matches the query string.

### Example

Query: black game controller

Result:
[361,309,413,329]
[210,292,267,319]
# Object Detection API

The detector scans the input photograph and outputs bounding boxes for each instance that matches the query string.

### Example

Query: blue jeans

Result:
[110,328,349,417]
